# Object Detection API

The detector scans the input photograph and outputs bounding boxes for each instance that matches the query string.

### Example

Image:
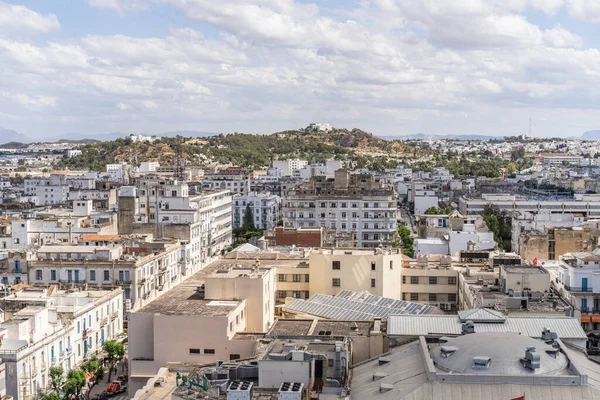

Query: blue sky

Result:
[1,0,600,140]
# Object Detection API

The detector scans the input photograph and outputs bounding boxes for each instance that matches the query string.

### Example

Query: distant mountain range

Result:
[378,133,502,141]
[580,130,600,140]
[0,127,219,146]
[0,127,31,143]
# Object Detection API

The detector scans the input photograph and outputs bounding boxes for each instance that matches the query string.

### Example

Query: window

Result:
[429,277,438,285]
[341,212,347,218]
[320,202,326,208]
[448,277,457,285]
[293,274,302,282]
[230,354,241,360]
[402,276,406,284]
[410,293,418,301]
[278,274,287,282]
[293,291,301,298]
[36,270,42,280]
[305,274,310,282]
[204,349,215,354]
[304,291,310,298]
[371,279,376,288]
[371,262,376,271]
[189,348,201,354]
[410,276,419,284]
[402,293,406,301]
[50,270,56,281]
[341,202,347,208]
[229,322,233,331]
[332,278,341,287]
[277,290,287,298]
[429,293,437,301]
[328,359,334,367]
[448,293,457,302]
[390,261,393,269]
[90,270,96,281]
[332,261,341,270]
[104,270,110,281]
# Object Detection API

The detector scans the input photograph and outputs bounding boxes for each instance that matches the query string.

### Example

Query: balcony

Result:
[138,278,147,285]
[100,317,108,327]
[115,280,132,286]
[580,308,600,314]
[82,328,92,338]
[59,279,86,284]
[565,285,594,293]
[110,312,119,321]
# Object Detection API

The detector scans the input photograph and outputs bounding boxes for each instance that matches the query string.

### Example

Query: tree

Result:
[82,355,104,400]
[103,340,125,381]
[396,224,415,258]
[64,369,86,398]
[49,366,65,393]
[43,391,62,400]
[483,204,512,251]
[424,206,447,215]
[510,146,525,161]
[242,204,256,231]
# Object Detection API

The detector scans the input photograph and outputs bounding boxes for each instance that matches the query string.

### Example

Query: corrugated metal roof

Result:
[282,290,435,321]
[388,313,587,340]
[457,308,505,322]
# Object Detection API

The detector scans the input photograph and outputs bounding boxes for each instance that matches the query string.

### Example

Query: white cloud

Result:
[7,93,57,108]
[88,0,148,15]
[2,0,600,138]
[566,0,600,23]
[0,2,60,35]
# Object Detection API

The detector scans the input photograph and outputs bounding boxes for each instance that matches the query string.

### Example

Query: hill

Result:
[0,141,29,149]
[581,130,600,141]
[58,128,429,172]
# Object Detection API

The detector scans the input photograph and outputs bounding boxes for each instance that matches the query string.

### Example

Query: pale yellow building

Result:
[400,255,459,311]
[308,248,403,299]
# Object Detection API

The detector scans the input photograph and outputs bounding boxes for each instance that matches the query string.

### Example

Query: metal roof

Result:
[388,313,587,340]
[282,290,436,321]
[457,308,506,322]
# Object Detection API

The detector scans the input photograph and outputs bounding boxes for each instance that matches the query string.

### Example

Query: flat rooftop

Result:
[137,288,242,316]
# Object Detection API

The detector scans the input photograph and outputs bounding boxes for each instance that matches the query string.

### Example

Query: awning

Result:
[591,315,600,323]
[580,315,592,323]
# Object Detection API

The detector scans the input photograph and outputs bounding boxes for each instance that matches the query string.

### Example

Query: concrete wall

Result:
[308,252,403,299]
[258,360,310,388]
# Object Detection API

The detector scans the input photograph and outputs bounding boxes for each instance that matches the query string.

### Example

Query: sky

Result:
[2,0,600,140]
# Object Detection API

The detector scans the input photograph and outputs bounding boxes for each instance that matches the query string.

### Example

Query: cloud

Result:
[2,0,600,138]
[4,92,57,108]
[88,0,148,15]
[566,0,600,23]
[0,1,60,36]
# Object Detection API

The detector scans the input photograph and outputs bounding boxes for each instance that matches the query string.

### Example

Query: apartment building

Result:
[0,250,33,285]
[233,192,281,230]
[308,248,402,299]
[23,175,70,206]
[511,211,586,254]
[128,259,276,396]
[27,237,181,317]
[552,251,600,331]
[283,170,398,247]
[118,178,232,273]
[0,286,123,400]
[0,200,118,250]
[202,167,251,194]
[400,255,459,311]
[459,193,600,217]
[272,159,308,177]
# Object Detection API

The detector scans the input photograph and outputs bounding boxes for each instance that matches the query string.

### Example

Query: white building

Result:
[139,162,160,173]
[272,159,308,177]
[283,170,398,248]
[105,163,129,184]
[66,149,82,158]
[233,192,281,230]
[202,168,251,194]
[24,175,69,206]
[0,287,123,400]
[553,251,600,331]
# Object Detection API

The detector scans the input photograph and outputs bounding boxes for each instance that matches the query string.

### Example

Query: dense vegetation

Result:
[483,204,512,251]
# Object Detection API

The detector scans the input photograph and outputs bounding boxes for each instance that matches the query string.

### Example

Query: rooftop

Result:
[282,290,439,321]
[387,312,587,340]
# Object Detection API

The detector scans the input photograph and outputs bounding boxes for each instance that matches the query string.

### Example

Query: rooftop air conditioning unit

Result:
[278,382,304,400]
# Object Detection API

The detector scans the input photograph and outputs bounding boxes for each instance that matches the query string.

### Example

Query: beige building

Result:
[400,255,459,311]
[518,227,596,262]
[308,248,402,299]
[128,258,276,397]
